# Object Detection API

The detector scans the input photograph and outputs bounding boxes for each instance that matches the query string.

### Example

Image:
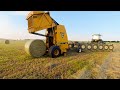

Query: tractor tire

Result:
[98,40,103,44]
[49,46,61,58]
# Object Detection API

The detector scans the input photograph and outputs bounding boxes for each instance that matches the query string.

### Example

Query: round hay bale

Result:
[5,40,10,44]
[25,39,46,58]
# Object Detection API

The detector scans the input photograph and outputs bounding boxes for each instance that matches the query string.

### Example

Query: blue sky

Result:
[0,11,120,41]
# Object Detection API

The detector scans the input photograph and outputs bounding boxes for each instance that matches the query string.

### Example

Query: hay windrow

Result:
[25,39,46,58]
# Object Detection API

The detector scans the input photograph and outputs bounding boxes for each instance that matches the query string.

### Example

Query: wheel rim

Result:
[99,46,103,49]
[88,45,91,49]
[81,45,86,49]
[54,49,59,56]
[93,45,97,49]
[104,46,108,49]
[109,46,114,50]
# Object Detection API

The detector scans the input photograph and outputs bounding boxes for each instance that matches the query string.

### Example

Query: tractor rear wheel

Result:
[49,46,61,58]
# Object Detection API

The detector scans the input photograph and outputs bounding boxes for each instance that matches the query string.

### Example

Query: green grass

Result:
[0,40,110,79]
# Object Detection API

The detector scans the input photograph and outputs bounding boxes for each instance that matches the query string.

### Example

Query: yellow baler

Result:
[26,11,69,58]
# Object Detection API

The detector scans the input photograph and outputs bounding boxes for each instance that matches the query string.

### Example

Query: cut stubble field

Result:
[0,40,119,79]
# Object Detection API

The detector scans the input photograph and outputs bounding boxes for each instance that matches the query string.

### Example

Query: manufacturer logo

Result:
[60,32,64,38]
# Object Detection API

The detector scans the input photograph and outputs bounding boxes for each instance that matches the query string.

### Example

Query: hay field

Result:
[0,40,115,79]
[98,43,120,79]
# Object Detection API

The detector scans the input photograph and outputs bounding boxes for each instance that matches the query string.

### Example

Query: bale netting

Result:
[5,40,10,44]
[25,39,46,58]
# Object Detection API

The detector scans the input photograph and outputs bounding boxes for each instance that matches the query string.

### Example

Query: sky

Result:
[0,11,120,41]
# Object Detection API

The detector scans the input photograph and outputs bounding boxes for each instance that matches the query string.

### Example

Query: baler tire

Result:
[49,46,61,58]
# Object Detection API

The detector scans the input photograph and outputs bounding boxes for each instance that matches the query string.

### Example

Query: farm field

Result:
[0,40,119,79]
